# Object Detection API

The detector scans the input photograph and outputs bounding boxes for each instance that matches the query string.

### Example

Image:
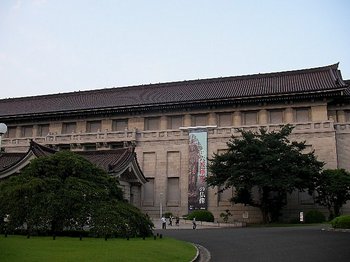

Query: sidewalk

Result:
[152,218,246,230]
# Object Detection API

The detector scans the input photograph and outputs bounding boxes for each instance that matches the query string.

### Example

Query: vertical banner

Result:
[188,130,208,211]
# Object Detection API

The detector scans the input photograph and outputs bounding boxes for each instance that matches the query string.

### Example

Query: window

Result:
[144,117,160,130]
[21,125,33,137]
[167,115,183,129]
[191,114,208,126]
[345,110,350,122]
[142,178,154,206]
[5,127,16,138]
[62,122,76,134]
[269,110,284,124]
[37,124,49,136]
[86,120,101,133]
[295,108,310,122]
[242,111,258,125]
[143,152,156,176]
[112,119,128,131]
[167,151,181,177]
[167,177,180,206]
[217,113,232,127]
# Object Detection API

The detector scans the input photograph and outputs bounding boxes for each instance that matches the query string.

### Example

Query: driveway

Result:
[156,225,350,262]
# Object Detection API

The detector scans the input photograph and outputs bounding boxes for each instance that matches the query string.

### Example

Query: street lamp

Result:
[0,123,8,152]
[4,214,10,237]
[159,193,163,219]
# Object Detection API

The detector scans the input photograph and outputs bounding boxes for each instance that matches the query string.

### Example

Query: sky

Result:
[0,0,349,99]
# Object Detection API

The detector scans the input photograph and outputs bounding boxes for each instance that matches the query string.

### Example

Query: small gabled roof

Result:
[0,63,347,120]
[0,141,147,184]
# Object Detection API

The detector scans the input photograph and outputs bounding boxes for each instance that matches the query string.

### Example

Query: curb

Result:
[190,243,211,262]
[190,243,200,262]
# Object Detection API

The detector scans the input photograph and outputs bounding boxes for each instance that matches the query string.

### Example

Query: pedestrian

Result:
[169,216,173,226]
[192,217,197,229]
[161,216,167,229]
[175,216,179,226]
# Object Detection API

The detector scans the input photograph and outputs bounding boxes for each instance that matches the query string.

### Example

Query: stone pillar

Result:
[285,107,294,123]
[311,105,328,122]
[208,112,217,126]
[101,119,112,132]
[77,120,86,133]
[160,116,167,130]
[129,117,144,130]
[184,114,192,127]
[259,109,268,125]
[337,110,345,123]
[233,111,241,126]
[32,125,38,137]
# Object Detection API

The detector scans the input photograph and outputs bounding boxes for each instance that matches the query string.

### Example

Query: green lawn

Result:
[0,235,196,262]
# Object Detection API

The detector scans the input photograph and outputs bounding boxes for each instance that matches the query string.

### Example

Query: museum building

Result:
[0,63,349,223]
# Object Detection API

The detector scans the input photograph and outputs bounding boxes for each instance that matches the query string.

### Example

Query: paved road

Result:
[156,226,350,262]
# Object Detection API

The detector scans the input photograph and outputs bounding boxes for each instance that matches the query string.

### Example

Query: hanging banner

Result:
[188,130,208,211]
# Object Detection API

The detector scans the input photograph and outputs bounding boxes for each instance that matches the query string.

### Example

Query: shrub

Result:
[163,212,173,218]
[186,210,214,222]
[331,215,350,229]
[304,210,326,223]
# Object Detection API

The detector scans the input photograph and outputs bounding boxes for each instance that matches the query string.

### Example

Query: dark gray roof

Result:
[0,63,347,118]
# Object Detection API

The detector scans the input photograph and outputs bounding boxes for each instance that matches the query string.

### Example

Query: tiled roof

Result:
[0,153,25,172]
[0,63,347,118]
[0,141,145,183]
[77,148,134,173]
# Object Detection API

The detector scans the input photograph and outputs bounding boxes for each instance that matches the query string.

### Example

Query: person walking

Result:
[161,216,167,229]
[192,217,197,229]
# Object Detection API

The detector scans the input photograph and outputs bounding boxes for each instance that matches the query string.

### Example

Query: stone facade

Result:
[1,64,350,223]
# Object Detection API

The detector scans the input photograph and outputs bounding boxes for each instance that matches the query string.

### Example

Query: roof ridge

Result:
[0,63,340,102]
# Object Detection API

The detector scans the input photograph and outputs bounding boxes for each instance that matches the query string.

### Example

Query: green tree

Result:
[207,125,324,223]
[314,169,350,220]
[0,151,153,237]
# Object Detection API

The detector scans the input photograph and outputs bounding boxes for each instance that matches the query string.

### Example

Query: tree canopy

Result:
[0,151,153,238]
[314,169,350,219]
[207,125,324,223]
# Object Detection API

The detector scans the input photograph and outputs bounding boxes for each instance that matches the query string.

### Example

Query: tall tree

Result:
[207,125,324,223]
[0,151,153,237]
[314,169,350,219]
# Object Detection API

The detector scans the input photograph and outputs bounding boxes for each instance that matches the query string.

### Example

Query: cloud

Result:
[12,0,22,9]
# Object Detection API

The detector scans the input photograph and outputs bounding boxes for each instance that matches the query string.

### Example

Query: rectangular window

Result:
[62,122,76,134]
[167,115,183,129]
[142,178,154,206]
[295,108,310,122]
[167,177,180,206]
[217,113,232,127]
[143,152,156,177]
[5,127,16,138]
[269,110,284,124]
[37,124,49,136]
[145,117,160,130]
[21,125,33,137]
[242,111,258,125]
[345,110,350,122]
[167,151,180,177]
[191,114,208,126]
[86,120,101,133]
[112,119,128,131]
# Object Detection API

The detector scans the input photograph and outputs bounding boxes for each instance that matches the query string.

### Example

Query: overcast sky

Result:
[0,0,349,99]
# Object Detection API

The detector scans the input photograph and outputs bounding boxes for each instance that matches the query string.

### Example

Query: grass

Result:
[0,235,196,262]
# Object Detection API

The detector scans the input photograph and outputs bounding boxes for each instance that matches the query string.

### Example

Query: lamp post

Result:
[159,193,163,219]
[4,214,10,237]
[0,123,8,152]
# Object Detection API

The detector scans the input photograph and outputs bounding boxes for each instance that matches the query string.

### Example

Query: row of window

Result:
[4,108,312,138]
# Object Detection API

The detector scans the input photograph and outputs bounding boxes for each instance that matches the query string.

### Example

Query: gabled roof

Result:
[0,141,147,184]
[0,63,347,119]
